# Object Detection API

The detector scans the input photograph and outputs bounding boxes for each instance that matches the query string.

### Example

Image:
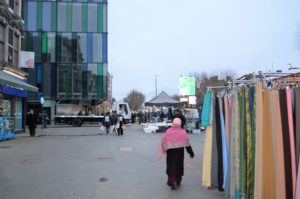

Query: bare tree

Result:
[123,90,145,111]
[192,70,235,106]
[171,94,180,101]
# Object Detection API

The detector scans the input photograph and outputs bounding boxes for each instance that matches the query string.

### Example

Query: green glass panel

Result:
[42,32,47,53]
[23,1,28,30]
[67,3,72,32]
[37,2,42,31]
[97,4,103,32]
[66,64,72,97]
[51,2,57,31]
[56,33,62,62]
[27,32,33,51]
[82,3,88,32]
[97,64,103,98]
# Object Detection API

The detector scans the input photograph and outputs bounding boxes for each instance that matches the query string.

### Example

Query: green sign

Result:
[179,76,195,96]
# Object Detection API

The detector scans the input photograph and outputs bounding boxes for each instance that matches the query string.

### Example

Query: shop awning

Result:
[0,71,39,92]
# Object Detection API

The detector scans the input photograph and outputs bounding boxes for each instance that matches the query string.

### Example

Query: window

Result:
[9,0,14,11]
[88,64,97,94]
[57,2,67,32]
[61,33,72,62]
[88,4,97,32]
[72,3,82,32]
[57,64,68,93]
[43,64,51,96]
[13,33,19,66]
[42,2,51,31]
[103,4,107,32]
[77,33,87,63]
[27,1,37,31]
[73,64,82,94]
[32,32,41,62]
[93,33,102,63]
[47,33,56,63]
[0,24,4,62]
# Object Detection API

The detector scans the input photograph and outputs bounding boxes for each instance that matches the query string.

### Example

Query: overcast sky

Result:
[108,0,300,101]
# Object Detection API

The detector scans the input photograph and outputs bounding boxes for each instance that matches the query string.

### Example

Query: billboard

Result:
[180,76,195,96]
[19,51,35,68]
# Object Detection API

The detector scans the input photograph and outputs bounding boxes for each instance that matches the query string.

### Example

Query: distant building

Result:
[22,0,108,122]
[0,0,38,135]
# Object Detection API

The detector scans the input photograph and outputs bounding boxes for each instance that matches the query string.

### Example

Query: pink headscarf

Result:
[161,118,190,152]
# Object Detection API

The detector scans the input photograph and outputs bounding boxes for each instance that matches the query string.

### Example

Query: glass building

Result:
[22,0,108,122]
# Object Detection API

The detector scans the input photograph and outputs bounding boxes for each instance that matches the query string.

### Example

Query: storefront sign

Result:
[179,76,195,96]
[19,51,35,68]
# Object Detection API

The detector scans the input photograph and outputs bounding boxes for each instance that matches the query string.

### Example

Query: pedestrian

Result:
[111,111,117,133]
[153,111,159,124]
[167,107,173,121]
[103,112,112,135]
[27,109,37,137]
[160,118,194,190]
[172,109,186,129]
[116,113,124,136]
[160,111,165,122]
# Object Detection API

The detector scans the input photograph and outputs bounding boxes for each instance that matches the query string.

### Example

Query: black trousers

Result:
[117,127,123,135]
[29,128,35,136]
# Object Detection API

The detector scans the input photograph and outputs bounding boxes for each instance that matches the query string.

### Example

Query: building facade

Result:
[22,0,108,122]
[0,0,38,139]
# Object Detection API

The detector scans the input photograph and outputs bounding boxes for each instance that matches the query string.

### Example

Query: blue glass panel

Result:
[27,1,37,31]
[50,64,57,98]
[57,2,67,32]
[42,2,51,31]
[36,64,42,84]
[82,64,88,98]
[88,4,97,32]
[102,33,107,64]
[93,33,102,63]
[87,33,93,63]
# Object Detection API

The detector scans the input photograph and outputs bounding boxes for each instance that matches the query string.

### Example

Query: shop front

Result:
[0,70,38,141]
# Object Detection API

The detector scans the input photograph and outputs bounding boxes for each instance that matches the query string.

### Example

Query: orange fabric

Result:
[270,90,286,199]
[261,91,276,199]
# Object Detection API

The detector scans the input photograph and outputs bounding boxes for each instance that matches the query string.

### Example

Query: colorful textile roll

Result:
[287,89,296,198]
[280,89,293,199]
[215,97,224,191]
[202,91,212,127]
[239,88,247,197]
[261,91,276,199]
[270,90,286,199]
[295,88,300,172]
[219,97,228,190]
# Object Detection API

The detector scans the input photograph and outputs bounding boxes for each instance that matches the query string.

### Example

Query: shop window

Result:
[73,64,82,94]
[88,64,97,95]
[0,24,4,62]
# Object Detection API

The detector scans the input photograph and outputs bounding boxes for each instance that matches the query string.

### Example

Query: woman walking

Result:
[161,118,194,190]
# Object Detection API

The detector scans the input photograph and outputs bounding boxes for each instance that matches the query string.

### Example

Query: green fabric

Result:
[201,91,212,127]
[0,71,38,92]
[239,88,247,197]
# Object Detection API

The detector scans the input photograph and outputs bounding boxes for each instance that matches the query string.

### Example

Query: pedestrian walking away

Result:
[26,109,37,137]
[116,113,125,136]
[160,118,194,190]
[103,112,112,135]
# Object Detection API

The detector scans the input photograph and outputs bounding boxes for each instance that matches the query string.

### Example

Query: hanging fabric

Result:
[295,88,300,173]
[201,91,212,127]
[287,89,296,198]
[261,90,276,198]
[254,82,263,199]
[280,89,293,199]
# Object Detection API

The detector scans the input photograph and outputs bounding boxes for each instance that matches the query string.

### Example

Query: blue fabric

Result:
[219,98,228,189]
[201,91,212,127]
[102,33,108,64]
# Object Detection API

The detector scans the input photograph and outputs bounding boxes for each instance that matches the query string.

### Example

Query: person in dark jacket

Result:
[161,118,194,190]
[116,114,124,136]
[27,109,37,137]
[103,112,112,134]
[172,109,186,129]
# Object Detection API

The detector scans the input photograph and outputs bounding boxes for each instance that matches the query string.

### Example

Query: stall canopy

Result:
[0,70,39,92]
[145,91,184,107]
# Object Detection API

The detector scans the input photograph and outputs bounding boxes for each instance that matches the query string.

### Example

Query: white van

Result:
[113,102,132,123]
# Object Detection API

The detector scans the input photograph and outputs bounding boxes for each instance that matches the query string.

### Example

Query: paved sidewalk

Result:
[0,124,224,199]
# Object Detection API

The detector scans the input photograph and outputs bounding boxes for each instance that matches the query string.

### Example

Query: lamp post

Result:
[155,74,158,96]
